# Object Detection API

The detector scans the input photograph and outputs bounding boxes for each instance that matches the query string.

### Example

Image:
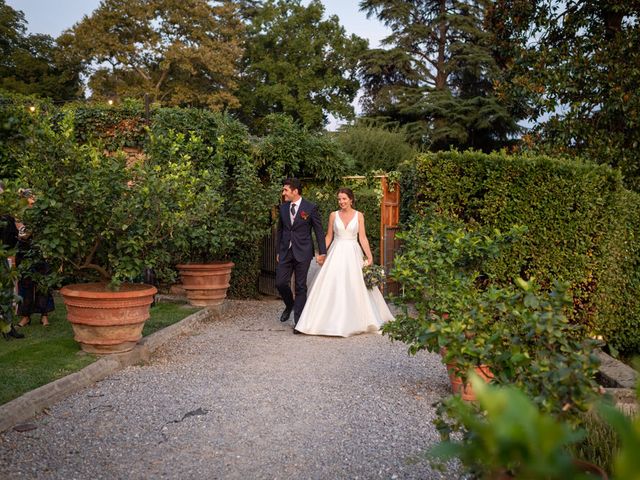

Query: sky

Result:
[6,0,391,48]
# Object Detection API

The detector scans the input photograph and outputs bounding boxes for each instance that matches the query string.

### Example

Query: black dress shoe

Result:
[293,328,301,334]
[280,308,292,323]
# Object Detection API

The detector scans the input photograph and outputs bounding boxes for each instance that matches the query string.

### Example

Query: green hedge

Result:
[402,150,640,356]
[64,102,149,150]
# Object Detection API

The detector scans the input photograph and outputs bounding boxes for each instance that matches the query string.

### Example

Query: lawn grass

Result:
[0,295,200,405]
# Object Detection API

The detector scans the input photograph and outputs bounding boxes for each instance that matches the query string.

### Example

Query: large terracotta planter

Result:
[446,363,494,401]
[176,262,234,307]
[60,283,157,355]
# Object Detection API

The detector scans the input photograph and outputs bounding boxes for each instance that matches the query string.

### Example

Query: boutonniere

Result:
[300,211,309,220]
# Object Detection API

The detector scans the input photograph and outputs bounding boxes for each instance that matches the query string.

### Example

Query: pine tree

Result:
[359,0,520,150]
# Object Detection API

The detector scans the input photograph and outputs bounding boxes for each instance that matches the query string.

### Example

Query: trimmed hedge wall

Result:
[401,150,640,356]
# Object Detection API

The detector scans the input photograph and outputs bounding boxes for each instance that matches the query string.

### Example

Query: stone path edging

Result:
[596,349,639,389]
[0,303,224,433]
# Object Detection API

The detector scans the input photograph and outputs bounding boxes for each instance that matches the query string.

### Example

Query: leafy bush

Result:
[335,123,416,174]
[383,214,524,359]
[386,215,600,419]
[488,278,600,421]
[147,110,272,278]
[19,112,195,289]
[0,93,51,179]
[402,150,640,356]
[431,375,588,479]
[254,114,352,185]
[0,181,25,333]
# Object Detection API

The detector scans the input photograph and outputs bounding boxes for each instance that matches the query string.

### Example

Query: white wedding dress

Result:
[295,210,395,337]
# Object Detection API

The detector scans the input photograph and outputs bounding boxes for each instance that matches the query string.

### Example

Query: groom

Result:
[275,178,326,333]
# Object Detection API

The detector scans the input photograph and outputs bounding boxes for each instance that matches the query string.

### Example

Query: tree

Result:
[64,0,244,109]
[359,0,520,150]
[493,0,640,191]
[236,0,367,131]
[0,0,82,101]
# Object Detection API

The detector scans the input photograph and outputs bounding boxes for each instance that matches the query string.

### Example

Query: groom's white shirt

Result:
[289,198,301,225]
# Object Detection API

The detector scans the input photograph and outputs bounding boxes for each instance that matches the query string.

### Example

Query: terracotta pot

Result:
[60,282,157,355]
[572,459,608,479]
[446,363,494,401]
[176,261,234,307]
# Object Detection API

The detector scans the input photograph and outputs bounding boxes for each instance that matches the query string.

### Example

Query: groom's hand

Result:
[316,254,326,265]
[276,254,279,263]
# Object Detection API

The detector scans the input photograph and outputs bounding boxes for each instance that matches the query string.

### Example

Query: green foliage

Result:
[237,0,366,131]
[64,102,149,150]
[0,182,24,333]
[572,410,620,477]
[493,1,640,191]
[254,113,352,185]
[359,0,520,150]
[335,122,417,173]
[488,278,601,420]
[385,214,600,419]
[147,109,272,265]
[64,0,244,109]
[384,214,524,360]
[431,375,587,479]
[597,378,640,480]
[228,242,262,298]
[405,150,640,356]
[18,111,196,289]
[0,93,51,179]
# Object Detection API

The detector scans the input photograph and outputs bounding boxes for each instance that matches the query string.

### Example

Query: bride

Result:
[294,188,394,336]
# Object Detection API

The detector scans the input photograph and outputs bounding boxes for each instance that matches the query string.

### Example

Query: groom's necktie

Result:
[290,203,296,223]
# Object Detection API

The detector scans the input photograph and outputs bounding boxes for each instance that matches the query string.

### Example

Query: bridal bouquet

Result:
[362,263,385,290]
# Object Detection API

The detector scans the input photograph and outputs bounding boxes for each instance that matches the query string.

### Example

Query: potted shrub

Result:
[147,112,271,306]
[383,214,525,399]
[487,278,601,422]
[19,113,193,353]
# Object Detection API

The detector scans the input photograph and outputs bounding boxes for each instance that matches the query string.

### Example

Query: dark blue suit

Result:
[275,198,327,323]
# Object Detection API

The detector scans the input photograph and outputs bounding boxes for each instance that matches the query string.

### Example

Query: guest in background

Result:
[0,181,24,339]
[16,188,54,328]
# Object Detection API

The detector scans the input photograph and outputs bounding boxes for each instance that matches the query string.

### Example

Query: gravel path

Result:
[0,299,456,479]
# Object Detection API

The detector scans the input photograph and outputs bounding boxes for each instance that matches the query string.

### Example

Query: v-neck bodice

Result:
[334,210,358,240]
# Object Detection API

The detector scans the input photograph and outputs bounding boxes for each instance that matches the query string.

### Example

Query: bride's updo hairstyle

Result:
[337,187,355,207]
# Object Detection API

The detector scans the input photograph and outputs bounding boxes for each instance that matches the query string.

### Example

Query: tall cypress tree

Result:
[359,0,520,151]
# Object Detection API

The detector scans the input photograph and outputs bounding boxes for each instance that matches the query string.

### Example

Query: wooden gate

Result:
[380,176,400,296]
[258,177,401,297]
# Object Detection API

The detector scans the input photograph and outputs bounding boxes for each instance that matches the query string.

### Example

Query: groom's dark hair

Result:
[283,177,303,195]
